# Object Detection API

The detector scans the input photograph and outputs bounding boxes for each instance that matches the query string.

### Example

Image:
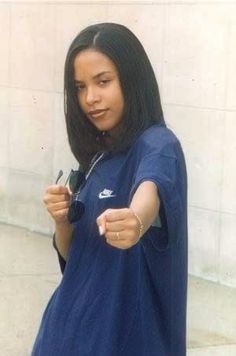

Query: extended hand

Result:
[96,208,143,249]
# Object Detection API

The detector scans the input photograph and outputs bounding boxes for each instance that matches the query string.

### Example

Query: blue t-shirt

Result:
[32,124,188,356]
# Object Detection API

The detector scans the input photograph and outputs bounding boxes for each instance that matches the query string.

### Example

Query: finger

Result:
[51,208,69,222]
[104,208,129,222]
[106,229,139,244]
[105,231,125,241]
[46,185,70,195]
[105,209,140,234]
[44,193,71,204]
[105,221,125,232]
[96,208,123,235]
[96,211,108,236]
[47,201,70,212]
[97,209,112,222]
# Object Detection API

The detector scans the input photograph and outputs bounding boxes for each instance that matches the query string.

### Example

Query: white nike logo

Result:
[98,189,116,199]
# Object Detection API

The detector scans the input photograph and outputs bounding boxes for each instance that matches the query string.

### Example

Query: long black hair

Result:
[64,23,164,170]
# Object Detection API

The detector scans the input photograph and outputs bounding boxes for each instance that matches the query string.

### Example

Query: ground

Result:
[0,223,235,356]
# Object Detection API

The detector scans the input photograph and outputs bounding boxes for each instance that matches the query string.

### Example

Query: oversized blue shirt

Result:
[32,124,188,356]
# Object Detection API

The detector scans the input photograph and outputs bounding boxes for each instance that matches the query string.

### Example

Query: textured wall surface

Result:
[0,0,235,287]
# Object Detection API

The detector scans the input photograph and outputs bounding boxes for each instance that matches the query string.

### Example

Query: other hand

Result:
[43,185,71,225]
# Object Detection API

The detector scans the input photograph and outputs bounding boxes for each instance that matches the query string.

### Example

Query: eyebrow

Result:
[74,71,113,83]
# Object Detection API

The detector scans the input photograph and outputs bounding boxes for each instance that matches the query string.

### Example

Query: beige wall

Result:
[0,0,235,287]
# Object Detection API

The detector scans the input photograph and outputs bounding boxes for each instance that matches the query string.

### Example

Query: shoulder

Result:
[131,124,181,159]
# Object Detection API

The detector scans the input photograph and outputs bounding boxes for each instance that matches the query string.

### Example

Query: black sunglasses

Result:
[55,169,85,194]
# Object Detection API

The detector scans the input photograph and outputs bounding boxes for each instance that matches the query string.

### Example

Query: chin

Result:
[96,124,115,132]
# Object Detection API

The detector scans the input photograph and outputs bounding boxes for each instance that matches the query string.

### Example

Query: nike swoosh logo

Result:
[99,192,116,199]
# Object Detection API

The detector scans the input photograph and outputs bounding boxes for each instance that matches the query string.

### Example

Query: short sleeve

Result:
[129,140,187,250]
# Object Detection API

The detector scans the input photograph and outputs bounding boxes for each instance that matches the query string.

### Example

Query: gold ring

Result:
[116,232,120,240]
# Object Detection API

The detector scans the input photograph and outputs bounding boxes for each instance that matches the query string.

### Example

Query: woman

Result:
[32,23,188,355]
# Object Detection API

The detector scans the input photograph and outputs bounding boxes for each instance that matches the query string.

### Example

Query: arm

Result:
[129,180,160,236]
[54,222,73,260]
[96,180,160,249]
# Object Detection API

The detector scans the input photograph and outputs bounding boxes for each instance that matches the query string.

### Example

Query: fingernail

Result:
[98,225,104,236]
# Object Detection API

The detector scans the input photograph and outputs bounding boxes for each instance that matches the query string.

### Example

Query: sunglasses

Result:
[55,169,85,194]
[55,169,85,223]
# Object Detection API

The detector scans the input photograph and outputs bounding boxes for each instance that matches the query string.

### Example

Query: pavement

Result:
[0,223,235,356]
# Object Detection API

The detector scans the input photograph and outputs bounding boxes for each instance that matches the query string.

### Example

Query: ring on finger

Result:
[116,232,120,240]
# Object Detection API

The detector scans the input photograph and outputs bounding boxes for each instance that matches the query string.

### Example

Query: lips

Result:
[88,109,108,119]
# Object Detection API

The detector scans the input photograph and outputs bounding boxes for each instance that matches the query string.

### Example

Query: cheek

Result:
[112,88,124,114]
[77,94,86,111]
[117,95,125,115]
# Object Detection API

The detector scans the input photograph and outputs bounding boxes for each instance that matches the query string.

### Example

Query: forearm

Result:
[54,222,73,260]
[130,181,160,236]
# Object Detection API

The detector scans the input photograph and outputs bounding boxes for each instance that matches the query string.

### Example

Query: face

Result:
[74,49,125,134]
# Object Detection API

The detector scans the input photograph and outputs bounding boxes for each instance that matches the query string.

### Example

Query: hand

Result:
[43,185,72,225]
[96,208,142,249]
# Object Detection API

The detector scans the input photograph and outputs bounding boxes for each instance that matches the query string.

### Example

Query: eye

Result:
[75,83,85,92]
[98,79,111,87]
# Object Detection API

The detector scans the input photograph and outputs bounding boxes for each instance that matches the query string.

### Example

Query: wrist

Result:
[130,208,144,239]
[55,220,72,228]
[55,221,73,237]
[54,222,73,260]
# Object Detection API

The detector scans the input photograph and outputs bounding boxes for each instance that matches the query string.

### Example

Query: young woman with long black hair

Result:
[32,23,188,356]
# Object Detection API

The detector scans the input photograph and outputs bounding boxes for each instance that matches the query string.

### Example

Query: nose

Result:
[85,86,100,106]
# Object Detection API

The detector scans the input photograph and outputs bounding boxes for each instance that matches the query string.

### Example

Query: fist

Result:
[96,208,141,249]
[43,185,71,224]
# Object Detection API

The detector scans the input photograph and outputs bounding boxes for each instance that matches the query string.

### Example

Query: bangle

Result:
[131,210,144,239]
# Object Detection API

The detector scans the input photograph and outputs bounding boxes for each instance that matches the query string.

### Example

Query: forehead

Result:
[73,49,117,79]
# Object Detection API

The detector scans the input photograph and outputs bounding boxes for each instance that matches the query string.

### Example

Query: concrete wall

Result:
[0,0,235,287]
